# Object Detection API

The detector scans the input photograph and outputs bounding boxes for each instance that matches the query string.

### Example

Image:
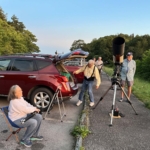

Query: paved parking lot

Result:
[84,72,150,150]
[0,87,82,150]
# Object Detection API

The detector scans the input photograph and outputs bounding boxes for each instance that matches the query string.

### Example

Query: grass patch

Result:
[80,147,85,150]
[71,125,91,139]
[132,77,150,107]
[104,66,150,109]
[103,66,114,76]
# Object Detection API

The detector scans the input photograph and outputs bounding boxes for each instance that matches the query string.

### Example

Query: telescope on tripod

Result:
[93,37,138,126]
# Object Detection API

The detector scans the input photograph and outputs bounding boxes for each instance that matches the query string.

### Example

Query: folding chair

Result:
[1,106,24,142]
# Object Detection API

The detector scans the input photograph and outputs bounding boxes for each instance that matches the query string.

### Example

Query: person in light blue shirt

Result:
[119,52,136,102]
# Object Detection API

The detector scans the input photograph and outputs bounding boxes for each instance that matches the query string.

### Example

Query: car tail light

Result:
[62,82,70,91]
[55,75,70,91]
[55,75,68,82]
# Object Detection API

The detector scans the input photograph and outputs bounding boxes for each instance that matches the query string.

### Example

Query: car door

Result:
[0,58,11,95]
[4,58,39,97]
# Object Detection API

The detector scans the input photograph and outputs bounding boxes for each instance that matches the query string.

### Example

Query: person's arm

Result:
[94,67,101,89]
[73,65,86,74]
[19,97,40,112]
[18,99,39,113]
[133,60,136,76]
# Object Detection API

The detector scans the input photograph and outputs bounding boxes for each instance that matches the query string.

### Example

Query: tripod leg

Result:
[43,93,56,119]
[93,85,112,109]
[119,84,138,115]
[110,84,117,126]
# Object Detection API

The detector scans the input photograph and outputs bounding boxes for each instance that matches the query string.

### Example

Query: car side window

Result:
[12,59,34,71]
[35,60,51,70]
[0,59,11,71]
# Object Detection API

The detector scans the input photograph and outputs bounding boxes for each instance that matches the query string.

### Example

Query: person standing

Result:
[95,57,103,74]
[93,57,96,62]
[119,52,136,102]
[73,60,101,107]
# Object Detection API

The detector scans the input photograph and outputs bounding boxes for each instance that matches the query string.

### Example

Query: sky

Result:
[0,0,150,54]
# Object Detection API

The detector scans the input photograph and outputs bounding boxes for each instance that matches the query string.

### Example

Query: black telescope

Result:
[112,37,125,65]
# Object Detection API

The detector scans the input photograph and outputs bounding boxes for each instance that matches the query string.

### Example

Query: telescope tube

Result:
[112,37,125,64]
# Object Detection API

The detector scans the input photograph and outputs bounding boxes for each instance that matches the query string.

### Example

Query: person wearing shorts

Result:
[119,52,136,102]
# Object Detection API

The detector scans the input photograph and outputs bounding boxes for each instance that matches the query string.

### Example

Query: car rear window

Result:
[0,59,11,71]
[35,60,51,70]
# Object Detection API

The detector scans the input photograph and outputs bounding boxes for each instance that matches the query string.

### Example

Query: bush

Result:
[136,50,150,81]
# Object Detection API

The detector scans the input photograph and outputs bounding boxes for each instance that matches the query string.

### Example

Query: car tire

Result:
[30,88,54,112]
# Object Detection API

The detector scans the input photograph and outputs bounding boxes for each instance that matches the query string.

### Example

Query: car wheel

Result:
[30,88,54,111]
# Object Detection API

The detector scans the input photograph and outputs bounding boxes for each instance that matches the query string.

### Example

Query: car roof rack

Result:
[3,53,54,59]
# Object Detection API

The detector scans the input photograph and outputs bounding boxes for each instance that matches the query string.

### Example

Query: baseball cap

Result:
[127,52,133,56]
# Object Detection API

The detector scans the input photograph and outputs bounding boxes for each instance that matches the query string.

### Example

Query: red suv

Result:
[0,49,88,111]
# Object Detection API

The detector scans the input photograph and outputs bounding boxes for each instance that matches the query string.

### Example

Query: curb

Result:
[74,94,89,150]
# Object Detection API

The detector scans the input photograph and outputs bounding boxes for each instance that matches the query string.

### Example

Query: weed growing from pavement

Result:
[81,108,89,115]
[80,146,85,150]
[71,125,91,138]
[71,91,91,150]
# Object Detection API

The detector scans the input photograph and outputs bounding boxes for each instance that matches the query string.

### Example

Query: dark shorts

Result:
[121,79,134,87]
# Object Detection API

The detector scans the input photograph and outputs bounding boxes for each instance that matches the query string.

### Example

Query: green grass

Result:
[103,66,114,76]
[132,77,150,108]
[104,66,150,109]
[71,125,91,139]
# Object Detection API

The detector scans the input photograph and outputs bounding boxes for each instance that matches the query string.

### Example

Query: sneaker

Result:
[89,102,95,107]
[30,136,43,141]
[119,98,123,102]
[20,140,32,147]
[76,100,82,106]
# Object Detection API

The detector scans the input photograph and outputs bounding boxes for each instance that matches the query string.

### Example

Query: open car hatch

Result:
[53,49,89,62]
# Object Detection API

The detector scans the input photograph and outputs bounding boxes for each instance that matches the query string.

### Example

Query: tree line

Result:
[0,7,149,80]
[0,7,40,55]
[70,34,150,81]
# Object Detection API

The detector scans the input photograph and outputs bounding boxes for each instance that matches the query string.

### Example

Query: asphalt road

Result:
[84,72,150,150]
[0,87,82,150]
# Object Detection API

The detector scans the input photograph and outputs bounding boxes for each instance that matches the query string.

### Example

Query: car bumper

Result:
[61,84,78,97]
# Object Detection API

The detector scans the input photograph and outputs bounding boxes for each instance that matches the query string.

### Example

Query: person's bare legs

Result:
[119,85,125,102]
[121,86,124,99]
[128,86,132,100]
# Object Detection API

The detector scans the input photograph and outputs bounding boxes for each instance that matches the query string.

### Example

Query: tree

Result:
[0,7,7,21]
[0,7,40,55]
[8,15,25,32]
[70,39,86,51]
[0,18,39,55]
[136,50,150,81]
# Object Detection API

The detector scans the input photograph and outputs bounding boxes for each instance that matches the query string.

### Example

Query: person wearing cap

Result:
[119,52,136,102]
[73,59,101,107]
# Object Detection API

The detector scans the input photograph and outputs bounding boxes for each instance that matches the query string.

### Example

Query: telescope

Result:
[93,36,138,126]
[112,37,125,76]
[113,37,125,65]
